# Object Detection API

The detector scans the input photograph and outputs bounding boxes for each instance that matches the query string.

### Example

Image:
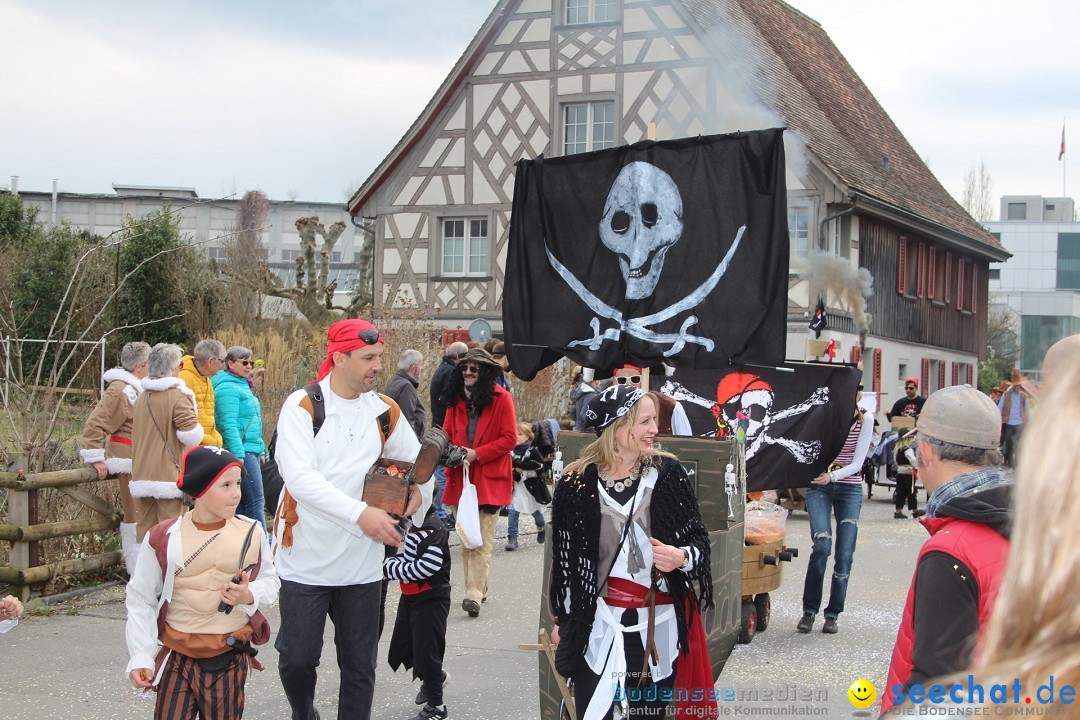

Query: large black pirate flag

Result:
[659,363,863,491]
[504,129,789,381]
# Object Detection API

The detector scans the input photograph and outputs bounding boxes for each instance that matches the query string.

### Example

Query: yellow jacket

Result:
[177,354,223,447]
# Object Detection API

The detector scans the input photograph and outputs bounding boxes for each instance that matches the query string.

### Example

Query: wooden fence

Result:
[0,459,121,600]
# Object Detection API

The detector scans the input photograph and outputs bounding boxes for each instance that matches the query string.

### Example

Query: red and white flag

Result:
[1061,123,1066,161]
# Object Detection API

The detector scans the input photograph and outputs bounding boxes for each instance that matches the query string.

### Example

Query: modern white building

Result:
[10,179,365,303]
[986,195,1079,379]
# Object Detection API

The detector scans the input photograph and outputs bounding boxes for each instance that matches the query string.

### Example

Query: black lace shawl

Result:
[548,456,713,649]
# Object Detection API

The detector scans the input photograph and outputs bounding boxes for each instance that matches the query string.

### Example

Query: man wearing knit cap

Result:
[273,318,424,720]
[881,385,1011,714]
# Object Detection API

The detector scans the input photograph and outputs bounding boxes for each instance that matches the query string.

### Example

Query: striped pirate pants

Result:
[154,651,248,720]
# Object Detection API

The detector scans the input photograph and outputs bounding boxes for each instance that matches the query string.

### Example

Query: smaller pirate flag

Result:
[809,296,827,338]
[659,363,862,491]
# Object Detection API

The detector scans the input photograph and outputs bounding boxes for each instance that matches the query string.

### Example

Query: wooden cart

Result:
[738,537,797,644]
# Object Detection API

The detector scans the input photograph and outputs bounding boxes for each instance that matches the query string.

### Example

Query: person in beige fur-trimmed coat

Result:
[79,341,150,574]
[130,343,204,543]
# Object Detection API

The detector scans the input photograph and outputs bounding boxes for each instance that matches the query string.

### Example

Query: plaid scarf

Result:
[926,465,1008,518]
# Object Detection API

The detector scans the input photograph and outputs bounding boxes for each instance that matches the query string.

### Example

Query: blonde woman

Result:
[549,384,716,720]
[946,361,1080,709]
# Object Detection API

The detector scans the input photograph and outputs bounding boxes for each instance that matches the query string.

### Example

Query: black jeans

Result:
[276,579,381,720]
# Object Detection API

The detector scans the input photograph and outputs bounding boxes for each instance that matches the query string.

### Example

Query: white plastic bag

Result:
[455,462,483,549]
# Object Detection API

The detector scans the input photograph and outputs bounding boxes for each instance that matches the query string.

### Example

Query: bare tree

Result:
[220,190,272,327]
[962,161,996,222]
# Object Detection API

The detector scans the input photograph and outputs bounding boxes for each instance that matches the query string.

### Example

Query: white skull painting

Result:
[599,162,684,300]
[542,160,746,356]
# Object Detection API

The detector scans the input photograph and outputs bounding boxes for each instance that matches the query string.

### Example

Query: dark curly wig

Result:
[442,362,497,415]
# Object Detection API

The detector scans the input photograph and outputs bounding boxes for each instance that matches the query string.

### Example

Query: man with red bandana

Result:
[273,319,425,720]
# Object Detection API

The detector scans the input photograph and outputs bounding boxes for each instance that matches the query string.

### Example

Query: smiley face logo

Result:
[847,678,876,709]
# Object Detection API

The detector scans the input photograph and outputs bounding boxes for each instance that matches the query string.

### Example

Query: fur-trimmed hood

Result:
[142,376,198,414]
[104,367,143,405]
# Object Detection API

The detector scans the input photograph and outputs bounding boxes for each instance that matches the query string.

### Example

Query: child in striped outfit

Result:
[384,504,452,720]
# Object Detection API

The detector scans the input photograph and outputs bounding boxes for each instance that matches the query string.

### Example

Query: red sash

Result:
[604,577,718,718]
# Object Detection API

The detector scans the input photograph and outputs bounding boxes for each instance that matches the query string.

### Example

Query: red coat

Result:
[441,385,517,508]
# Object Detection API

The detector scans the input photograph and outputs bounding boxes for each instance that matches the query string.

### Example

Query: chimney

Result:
[51,178,58,227]
[10,176,17,194]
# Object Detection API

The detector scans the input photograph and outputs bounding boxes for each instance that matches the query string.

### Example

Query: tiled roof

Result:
[682,0,1004,255]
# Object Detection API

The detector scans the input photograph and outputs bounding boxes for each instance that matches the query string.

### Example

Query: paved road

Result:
[0,492,927,719]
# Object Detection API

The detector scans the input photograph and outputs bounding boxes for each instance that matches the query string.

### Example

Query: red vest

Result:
[881,516,1009,713]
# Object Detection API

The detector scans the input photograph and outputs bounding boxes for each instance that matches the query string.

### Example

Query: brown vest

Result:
[654,392,676,435]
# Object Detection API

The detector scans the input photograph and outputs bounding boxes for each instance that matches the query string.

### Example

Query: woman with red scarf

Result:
[549,384,716,719]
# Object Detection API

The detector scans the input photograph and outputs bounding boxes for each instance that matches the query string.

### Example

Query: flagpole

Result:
[1062,117,1067,201]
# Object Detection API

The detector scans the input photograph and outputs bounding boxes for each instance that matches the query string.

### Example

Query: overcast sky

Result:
[3,0,1077,217]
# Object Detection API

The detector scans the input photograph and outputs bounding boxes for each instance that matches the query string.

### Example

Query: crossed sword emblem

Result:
[545,226,746,357]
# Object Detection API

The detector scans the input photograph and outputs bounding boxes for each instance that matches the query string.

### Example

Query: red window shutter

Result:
[850,345,862,365]
[939,360,946,389]
[951,361,959,386]
[945,252,953,303]
[967,363,974,385]
[957,260,966,311]
[873,348,882,393]
[928,247,937,299]
[921,358,930,395]
[970,264,979,311]
[897,236,908,295]
[917,242,927,297]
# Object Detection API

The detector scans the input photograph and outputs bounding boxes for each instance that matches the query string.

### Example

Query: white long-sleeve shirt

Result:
[125,514,278,678]
[272,376,422,586]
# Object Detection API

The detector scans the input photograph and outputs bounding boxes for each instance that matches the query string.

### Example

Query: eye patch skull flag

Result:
[504,129,789,381]
[659,363,863,492]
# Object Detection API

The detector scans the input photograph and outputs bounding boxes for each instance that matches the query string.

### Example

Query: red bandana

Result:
[316,319,383,381]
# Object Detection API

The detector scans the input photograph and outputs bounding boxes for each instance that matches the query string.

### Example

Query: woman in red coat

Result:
[439,348,518,618]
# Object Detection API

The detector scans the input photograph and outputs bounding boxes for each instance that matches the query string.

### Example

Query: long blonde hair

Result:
[961,359,1080,698]
[563,392,675,477]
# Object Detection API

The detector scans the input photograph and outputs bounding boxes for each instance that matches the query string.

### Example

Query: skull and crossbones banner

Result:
[660,364,862,491]
[504,129,788,381]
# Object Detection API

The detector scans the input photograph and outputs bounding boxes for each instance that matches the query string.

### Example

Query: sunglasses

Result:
[905,385,917,391]
[357,328,381,345]
[461,364,482,374]
[614,375,641,385]
[234,359,254,367]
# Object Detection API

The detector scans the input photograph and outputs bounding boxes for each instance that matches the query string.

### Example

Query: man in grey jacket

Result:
[385,349,426,437]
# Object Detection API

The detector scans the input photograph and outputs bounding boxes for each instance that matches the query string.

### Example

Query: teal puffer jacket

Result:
[212,370,265,457]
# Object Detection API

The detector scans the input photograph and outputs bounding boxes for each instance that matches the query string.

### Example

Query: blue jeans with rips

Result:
[802,481,863,619]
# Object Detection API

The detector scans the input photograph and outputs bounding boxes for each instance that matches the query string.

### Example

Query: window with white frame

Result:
[282,249,301,262]
[565,0,616,24]
[207,247,227,261]
[787,207,809,262]
[441,218,489,276]
[563,101,615,155]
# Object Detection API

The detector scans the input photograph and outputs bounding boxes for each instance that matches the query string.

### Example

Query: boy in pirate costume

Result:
[125,446,279,719]
[384,502,452,720]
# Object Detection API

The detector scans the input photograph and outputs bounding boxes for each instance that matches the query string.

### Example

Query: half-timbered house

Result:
[348,0,1008,403]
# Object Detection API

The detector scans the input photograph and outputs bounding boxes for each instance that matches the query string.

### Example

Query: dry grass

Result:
[3,308,573,594]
